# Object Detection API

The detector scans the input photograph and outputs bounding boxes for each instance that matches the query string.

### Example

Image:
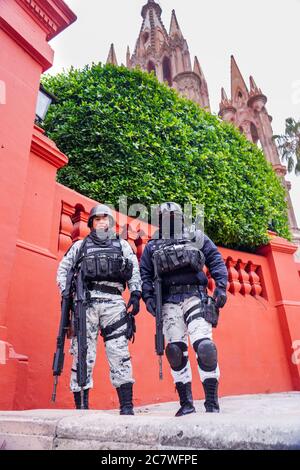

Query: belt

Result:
[88,283,122,296]
[164,284,206,295]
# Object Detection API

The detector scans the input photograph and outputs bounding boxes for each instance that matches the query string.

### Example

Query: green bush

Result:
[42,64,290,249]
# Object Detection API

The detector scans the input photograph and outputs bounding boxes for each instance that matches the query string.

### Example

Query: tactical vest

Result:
[79,235,133,283]
[151,238,205,288]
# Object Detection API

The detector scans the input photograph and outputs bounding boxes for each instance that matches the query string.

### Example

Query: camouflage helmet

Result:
[87,204,114,228]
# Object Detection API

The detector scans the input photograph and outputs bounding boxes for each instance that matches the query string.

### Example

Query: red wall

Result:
[1,125,299,411]
[1,1,299,411]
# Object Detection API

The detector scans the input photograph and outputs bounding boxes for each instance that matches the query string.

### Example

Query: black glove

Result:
[146,298,156,317]
[126,291,141,316]
[213,287,227,309]
[126,315,136,342]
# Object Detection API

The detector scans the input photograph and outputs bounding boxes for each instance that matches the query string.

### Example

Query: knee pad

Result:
[166,342,188,371]
[193,338,218,372]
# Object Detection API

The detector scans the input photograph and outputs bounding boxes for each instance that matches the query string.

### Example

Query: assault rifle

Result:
[153,251,165,380]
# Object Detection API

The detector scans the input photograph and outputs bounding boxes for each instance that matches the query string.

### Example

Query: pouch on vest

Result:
[97,255,109,278]
[119,258,133,281]
[81,253,133,282]
[155,243,205,275]
[82,256,97,281]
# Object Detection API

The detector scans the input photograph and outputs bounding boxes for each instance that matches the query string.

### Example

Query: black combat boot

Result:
[202,378,220,413]
[175,382,196,417]
[116,383,134,415]
[73,389,89,410]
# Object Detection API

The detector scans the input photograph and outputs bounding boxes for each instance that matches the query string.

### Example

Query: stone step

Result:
[0,392,300,450]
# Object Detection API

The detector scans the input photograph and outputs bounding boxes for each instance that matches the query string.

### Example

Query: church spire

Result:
[249,75,258,91]
[231,55,249,105]
[221,87,228,101]
[219,86,236,121]
[133,0,168,60]
[169,9,183,38]
[106,43,118,66]
[129,1,211,110]
[193,56,203,77]
[141,0,162,20]
[191,56,210,110]
[126,46,131,68]
[248,75,267,112]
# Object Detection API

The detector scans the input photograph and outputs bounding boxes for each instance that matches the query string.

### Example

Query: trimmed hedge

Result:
[42,64,290,249]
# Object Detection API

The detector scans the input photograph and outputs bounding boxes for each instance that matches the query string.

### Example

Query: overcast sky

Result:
[49,0,300,226]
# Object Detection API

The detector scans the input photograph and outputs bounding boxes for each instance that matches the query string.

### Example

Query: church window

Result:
[250,122,259,145]
[147,61,156,75]
[162,56,172,86]
[143,32,150,45]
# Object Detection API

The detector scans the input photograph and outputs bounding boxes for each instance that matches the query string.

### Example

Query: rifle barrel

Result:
[159,357,163,380]
[51,376,58,403]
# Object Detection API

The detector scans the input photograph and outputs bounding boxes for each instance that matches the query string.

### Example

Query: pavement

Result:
[0,392,300,450]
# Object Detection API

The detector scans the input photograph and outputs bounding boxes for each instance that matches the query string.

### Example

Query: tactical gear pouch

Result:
[82,254,133,282]
[110,255,121,277]
[185,245,206,272]
[204,296,219,328]
[97,255,109,278]
[155,244,205,275]
[119,258,133,281]
[82,256,97,281]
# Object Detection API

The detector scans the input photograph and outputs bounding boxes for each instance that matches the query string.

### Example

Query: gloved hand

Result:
[146,298,156,317]
[213,287,227,309]
[126,291,141,316]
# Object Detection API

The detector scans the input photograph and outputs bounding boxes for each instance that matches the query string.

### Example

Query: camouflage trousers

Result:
[162,294,220,384]
[70,294,134,392]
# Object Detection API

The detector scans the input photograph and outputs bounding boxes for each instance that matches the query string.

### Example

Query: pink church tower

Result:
[106,2,299,246]
[219,56,300,243]
[117,0,210,109]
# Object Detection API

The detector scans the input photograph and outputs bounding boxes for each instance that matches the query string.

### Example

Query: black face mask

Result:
[159,213,184,239]
[89,228,115,244]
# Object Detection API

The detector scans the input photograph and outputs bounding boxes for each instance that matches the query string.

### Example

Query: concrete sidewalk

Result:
[0,392,300,450]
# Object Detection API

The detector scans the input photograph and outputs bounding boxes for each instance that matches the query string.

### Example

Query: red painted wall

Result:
[1,125,299,411]
[1,1,299,411]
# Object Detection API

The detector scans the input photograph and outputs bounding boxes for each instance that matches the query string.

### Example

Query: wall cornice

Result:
[16,0,77,40]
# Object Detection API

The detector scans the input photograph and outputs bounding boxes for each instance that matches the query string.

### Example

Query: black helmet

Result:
[158,202,184,239]
[87,204,114,228]
[159,202,183,216]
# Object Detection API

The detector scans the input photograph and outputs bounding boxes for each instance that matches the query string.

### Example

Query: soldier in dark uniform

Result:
[140,202,228,416]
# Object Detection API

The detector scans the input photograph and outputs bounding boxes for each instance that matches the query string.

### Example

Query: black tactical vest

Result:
[151,238,205,287]
[79,235,133,283]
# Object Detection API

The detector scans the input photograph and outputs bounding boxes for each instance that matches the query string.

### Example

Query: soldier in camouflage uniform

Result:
[140,203,228,417]
[57,204,142,414]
